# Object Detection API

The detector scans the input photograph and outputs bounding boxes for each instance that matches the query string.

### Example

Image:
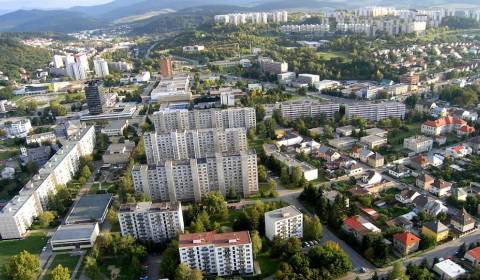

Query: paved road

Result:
[147,254,162,280]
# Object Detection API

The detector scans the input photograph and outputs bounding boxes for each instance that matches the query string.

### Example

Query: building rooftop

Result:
[51,223,98,242]
[105,119,127,130]
[466,246,480,261]
[423,220,448,233]
[265,205,302,221]
[119,201,181,213]
[179,231,251,248]
[65,194,113,224]
[393,231,421,246]
[434,259,466,279]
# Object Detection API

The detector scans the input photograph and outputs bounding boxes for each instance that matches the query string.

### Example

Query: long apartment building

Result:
[179,231,254,276]
[143,128,247,163]
[118,201,184,243]
[151,107,256,133]
[132,151,258,202]
[345,102,406,121]
[0,126,95,239]
[280,99,340,120]
[265,206,303,241]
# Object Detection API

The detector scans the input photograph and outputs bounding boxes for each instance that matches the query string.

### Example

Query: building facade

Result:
[345,102,406,121]
[85,80,106,115]
[118,202,184,243]
[132,151,258,202]
[151,108,256,133]
[143,128,248,163]
[179,231,254,276]
[280,100,340,120]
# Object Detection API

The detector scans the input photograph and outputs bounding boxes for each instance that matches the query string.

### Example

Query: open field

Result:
[45,253,81,277]
[0,231,48,266]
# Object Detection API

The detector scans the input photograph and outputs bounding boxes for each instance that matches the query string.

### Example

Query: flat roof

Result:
[434,259,466,278]
[65,194,112,224]
[265,205,302,221]
[51,223,97,242]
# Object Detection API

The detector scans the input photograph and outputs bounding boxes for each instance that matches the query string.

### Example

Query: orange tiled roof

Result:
[393,231,421,246]
[423,116,466,128]
[179,231,251,248]
[467,246,480,261]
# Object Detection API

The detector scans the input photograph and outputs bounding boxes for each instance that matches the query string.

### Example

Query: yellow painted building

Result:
[422,220,449,242]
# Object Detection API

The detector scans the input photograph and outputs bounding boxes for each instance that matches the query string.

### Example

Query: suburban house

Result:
[367,153,384,168]
[465,246,480,266]
[388,165,411,179]
[424,200,448,217]
[416,173,435,191]
[429,179,453,197]
[421,220,449,242]
[393,231,421,256]
[446,144,473,159]
[433,259,466,280]
[342,216,381,242]
[410,155,431,170]
[453,188,468,202]
[451,209,476,233]
[396,189,420,204]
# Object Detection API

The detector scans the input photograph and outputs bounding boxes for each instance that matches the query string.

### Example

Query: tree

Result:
[38,211,56,228]
[291,166,303,185]
[49,265,70,280]
[419,234,436,250]
[202,192,228,221]
[255,105,266,121]
[84,256,101,280]
[308,241,352,278]
[389,262,408,280]
[304,215,323,241]
[2,250,40,280]
[80,165,92,180]
[280,166,290,184]
[251,230,262,257]
[258,165,268,182]
[174,264,203,280]
[160,240,179,279]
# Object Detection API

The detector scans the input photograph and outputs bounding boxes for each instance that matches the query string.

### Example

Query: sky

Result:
[0,0,112,11]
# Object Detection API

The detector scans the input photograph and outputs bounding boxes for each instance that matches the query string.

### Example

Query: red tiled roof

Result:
[179,231,251,248]
[411,155,429,166]
[423,116,466,128]
[467,247,480,261]
[343,216,370,235]
[360,208,380,220]
[459,125,475,133]
[393,232,421,246]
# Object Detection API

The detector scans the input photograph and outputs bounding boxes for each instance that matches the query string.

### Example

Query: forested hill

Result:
[0,39,52,81]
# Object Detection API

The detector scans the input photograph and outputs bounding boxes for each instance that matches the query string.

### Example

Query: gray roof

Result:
[423,220,448,233]
[265,205,302,221]
[51,223,97,242]
[65,194,112,224]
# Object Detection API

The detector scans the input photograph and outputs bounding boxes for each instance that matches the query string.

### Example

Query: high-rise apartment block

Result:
[66,62,87,81]
[0,126,95,239]
[151,107,256,133]
[160,57,173,77]
[280,100,340,120]
[179,231,254,276]
[345,102,406,121]
[132,150,258,202]
[93,58,110,78]
[144,128,247,163]
[118,201,184,242]
[85,80,106,115]
[265,206,303,241]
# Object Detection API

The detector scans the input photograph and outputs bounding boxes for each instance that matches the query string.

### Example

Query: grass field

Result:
[46,253,81,277]
[0,231,48,266]
[0,150,18,160]
[317,51,350,61]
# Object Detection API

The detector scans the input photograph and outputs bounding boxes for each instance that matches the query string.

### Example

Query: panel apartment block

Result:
[280,100,340,120]
[132,151,258,202]
[143,127,248,163]
[345,102,406,121]
[118,201,184,243]
[151,107,256,133]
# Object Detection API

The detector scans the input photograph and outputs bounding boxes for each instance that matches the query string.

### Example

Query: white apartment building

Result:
[258,57,288,74]
[118,201,184,243]
[132,151,258,202]
[265,206,303,241]
[355,6,396,17]
[151,107,256,133]
[53,55,64,68]
[110,61,133,72]
[26,131,56,145]
[214,11,287,26]
[93,58,110,78]
[337,23,372,36]
[403,135,433,154]
[0,126,95,239]
[66,62,87,81]
[280,100,340,120]
[297,74,320,84]
[345,102,406,121]
[6,119,32,138]
[143,128,248,163]
[179,231,254,276]
[151,75,192,102]
[75,53,89,71]
[281,24,330,33]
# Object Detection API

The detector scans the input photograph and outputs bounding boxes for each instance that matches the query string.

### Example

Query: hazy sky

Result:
[0,0,112,10]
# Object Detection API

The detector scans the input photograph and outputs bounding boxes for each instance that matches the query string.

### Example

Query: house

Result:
[328,137,357,150]
[465,246,480,266]
[360,135,387,149]
[325,149,341,163]
[359,149,375,163]
[403,135,433,154]
[424,200,448,216]
[295,140,321,155]
[388,165,411,179]
[453,109,478,122]
[396,189,420,204]
[342,216,381,242]
[416,173,434,191]
[422,220,449,242]
[446,145,473,159]
[453,188,468,202]
[451,209,476,233]
[351,146,362,159]
[421,116,475,137]
[276,132,303,147]
[365,128,388,138]
[361,171,382,187]
[386,216,414,231]
[433,259,466,279]
[102,141,135,165]
[412,195,430,212]
[393,232,421,256]
[336,125,358,137]
[410,155,430,170]
[367,153,384,168]
[429,179,453,197]
[101,120,128,137]
[360,207,380,221]
[343,164,363,177]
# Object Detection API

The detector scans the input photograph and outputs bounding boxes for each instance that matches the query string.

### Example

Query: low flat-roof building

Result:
[328,137,357,150]
[50,223,100,251]
[360,135,387,149]
[433,259,466,279]
[264,206,303,241]
[65,194,112,225]
[101,120,128,137]
[102,141,135,165]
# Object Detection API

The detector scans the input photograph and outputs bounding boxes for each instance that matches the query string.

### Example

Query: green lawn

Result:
[0,150,18,160]
[257,238,281,278]
[46,253,81,277]
[0,231,48,266]
[317,51,350,61]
